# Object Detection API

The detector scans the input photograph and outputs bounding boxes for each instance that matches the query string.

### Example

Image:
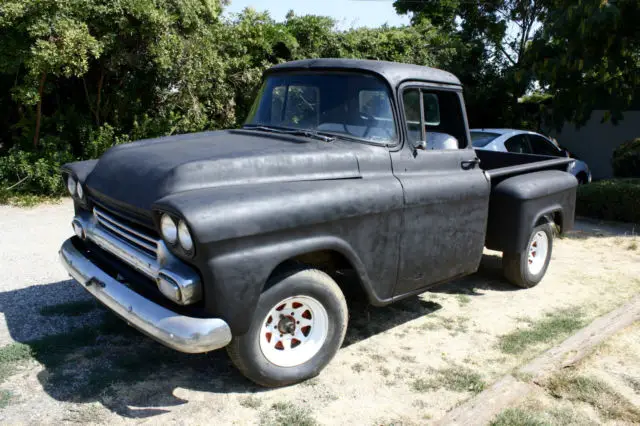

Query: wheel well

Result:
[535,211,563,233]
[267,250,367,300]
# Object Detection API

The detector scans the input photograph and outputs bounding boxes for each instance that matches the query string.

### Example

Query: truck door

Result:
[391,85,491,297]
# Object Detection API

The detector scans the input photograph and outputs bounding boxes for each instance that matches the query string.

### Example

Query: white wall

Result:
[549,110,640,179]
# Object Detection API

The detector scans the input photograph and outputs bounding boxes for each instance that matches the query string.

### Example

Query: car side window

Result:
[529,135,561,157]
[402,88,463,150]
[504,135,532,154]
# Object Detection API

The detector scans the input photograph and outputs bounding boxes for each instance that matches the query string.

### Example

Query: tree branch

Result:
[496,43,518,66]
[96,68,104,126]
[33,72,47,148]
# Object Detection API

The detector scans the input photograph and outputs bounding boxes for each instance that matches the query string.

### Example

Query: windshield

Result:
[470,131,501,147]
[245,73,397,144]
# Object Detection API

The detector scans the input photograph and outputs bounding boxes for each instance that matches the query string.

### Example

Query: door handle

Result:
[461,157,481,170]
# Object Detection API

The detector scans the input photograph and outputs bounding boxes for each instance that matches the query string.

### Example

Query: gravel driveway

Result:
[0,200,638,425]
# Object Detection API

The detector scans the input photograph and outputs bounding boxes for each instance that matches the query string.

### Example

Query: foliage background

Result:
[0,0,638,197]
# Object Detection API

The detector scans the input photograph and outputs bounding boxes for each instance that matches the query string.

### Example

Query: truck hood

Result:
[85,130,362,210]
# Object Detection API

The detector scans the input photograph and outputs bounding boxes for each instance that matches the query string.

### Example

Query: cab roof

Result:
[266,58,462,88]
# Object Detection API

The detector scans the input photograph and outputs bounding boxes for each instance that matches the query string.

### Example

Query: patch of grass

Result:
[399,355,416,363]
[456,294,471,306]
[39,300,97,317]
[369,353,387,363]
[0,192,62,207]
[498,308,585,355]
[628,241,638,250]
[352,362,365,373]
[239,395,262,409]
[0,389,13,409]
[0,343,34,383]
[379,367,391,377]
[490,408,547,426]
[411,366,485,394]
[263,402,317,426]
[623,374,640,393]
[546,373,640,422]
[492,406,596,426]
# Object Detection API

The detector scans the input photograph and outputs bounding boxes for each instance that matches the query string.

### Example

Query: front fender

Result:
[153,177,404,335]
[205,235,375,336]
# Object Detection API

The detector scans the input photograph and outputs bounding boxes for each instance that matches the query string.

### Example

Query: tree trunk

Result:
[96,69,104,126]
[33,72,47,148]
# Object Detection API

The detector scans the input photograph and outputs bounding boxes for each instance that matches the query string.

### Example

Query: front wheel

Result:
[502,224,553,288]
[227,268,348,387]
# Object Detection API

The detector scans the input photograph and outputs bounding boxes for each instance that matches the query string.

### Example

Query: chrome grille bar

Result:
[93,207,158,256]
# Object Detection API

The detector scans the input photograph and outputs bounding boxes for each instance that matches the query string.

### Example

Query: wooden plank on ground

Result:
[433,295,640,426]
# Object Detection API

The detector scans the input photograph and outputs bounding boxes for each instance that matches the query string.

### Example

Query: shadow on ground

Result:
[429,253,518,296]
[0,278,445,419]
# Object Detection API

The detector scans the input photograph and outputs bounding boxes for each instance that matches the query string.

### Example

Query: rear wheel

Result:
[227,268,348,387]
[502,224,553,288]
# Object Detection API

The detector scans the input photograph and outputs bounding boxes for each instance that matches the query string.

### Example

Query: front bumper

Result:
[59,238,232,353]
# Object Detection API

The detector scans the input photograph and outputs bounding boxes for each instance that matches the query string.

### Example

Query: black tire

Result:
[502,223,553,288]
[227,268,348,387]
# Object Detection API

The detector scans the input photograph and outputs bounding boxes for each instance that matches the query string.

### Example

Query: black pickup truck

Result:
[59,59,577,387]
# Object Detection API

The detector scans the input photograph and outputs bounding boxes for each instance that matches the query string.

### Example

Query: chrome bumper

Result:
[59,238,232,353]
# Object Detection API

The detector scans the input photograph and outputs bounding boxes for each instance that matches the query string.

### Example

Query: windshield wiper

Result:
[243,125,335,142]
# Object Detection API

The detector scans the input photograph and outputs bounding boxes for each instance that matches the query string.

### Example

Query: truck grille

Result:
[93,206,159,258]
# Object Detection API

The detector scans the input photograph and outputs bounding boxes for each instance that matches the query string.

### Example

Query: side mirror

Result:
[413,140,427,151]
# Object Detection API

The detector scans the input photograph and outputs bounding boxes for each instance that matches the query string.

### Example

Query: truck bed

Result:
[476,149,574,182]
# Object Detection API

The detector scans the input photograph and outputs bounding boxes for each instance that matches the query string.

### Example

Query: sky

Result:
[223,0,411,29]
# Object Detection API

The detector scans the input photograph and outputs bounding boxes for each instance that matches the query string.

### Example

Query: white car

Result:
[471,128,592,184]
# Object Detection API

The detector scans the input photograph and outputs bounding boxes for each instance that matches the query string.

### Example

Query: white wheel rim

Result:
[527,231,549,275]
[259,295,329,367]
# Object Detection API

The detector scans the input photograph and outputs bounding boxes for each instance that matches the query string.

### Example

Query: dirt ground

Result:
[0,200,639,425]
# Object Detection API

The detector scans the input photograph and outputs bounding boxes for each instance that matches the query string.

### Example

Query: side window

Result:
[403,89,422,143]
[529,135,561,156]
[402,87,463,150]
[504,135,532,154]
[423,93,440,125]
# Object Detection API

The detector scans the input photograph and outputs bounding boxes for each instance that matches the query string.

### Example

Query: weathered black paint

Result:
[61,59,578,336]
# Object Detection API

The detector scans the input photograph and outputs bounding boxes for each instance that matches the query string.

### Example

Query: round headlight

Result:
[66,176,77,196]
[178,220,193,252]
[76,183,84,199]
[160,214,177,244]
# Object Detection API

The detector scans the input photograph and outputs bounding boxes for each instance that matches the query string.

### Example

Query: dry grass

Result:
[261,402,317,426]
[412,366,485,394]
[546,373,640,422]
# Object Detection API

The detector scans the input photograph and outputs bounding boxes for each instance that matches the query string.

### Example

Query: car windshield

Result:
[245,73,397,144]
[470,131,501,147]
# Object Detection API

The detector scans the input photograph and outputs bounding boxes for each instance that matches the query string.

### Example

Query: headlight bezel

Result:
[157,212,195,257]
[177,220,194,253]
[66,175,77,196]
[160,214,178,245]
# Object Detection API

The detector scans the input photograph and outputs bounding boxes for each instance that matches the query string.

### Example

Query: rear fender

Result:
[485,170,577,253]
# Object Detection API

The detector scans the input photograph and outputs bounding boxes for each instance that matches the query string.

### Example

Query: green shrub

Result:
[612,138,640,178]
[0,137,75,196]
[576,179,640,224]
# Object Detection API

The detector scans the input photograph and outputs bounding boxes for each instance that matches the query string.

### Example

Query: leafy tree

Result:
[530,0,640,128]
[393,0,549,128]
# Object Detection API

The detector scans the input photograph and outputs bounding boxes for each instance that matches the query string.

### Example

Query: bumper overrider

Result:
[59,217,232,353]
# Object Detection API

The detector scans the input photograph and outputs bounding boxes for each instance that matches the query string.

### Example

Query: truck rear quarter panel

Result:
[485,170,577,253]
